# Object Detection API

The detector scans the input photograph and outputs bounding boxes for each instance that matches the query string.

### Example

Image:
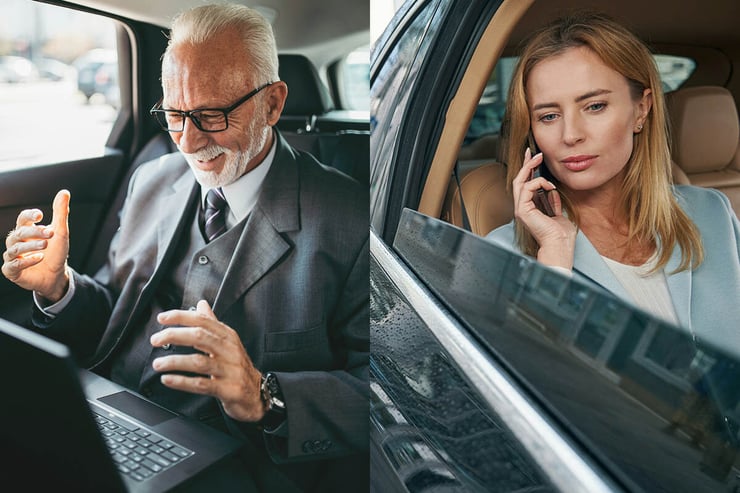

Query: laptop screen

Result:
[0,318,126,492]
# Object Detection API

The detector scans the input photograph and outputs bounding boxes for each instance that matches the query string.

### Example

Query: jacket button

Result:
[198,255,209,265]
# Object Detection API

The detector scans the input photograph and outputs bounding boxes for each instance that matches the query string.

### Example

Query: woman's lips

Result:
[561,155,597,171]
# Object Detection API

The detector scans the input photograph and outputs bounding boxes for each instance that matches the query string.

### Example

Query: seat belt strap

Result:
[453,163,471,232]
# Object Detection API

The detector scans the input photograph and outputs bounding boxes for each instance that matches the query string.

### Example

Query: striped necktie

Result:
[204,187,228,242]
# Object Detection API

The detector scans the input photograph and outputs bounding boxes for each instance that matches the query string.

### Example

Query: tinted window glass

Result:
[370,0,451,233]
[0,0,119,171]
[394,210,740,492]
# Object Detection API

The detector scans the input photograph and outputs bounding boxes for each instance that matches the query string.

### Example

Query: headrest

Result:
[278,54,334,116]
[666,86,739,174]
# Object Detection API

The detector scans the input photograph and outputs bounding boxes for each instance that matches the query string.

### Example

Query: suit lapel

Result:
[94,166,199,367]
[572,231,633,302]
[131,171,199,317]
[213,131,300,315]
[664,246,692,329]
[156,171,198,266]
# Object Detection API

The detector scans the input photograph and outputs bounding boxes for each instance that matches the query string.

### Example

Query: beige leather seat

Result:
[441,162,513,236]
[666,85,740,214]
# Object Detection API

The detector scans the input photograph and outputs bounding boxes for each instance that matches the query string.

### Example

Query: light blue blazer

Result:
[486,185,740,353]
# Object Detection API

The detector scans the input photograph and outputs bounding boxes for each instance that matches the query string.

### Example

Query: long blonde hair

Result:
[503,11,703,272]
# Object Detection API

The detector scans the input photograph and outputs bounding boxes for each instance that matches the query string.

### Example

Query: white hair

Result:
[165,3,279,83]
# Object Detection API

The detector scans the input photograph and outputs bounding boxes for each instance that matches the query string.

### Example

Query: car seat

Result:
[666,85,740,215]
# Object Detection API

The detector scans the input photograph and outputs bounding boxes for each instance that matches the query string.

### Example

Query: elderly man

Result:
[2,4,368,492]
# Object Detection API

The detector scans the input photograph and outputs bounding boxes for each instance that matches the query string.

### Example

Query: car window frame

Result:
[371,0,505,243]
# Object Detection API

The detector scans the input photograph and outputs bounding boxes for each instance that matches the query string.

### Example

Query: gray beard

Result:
[181,123,270,189]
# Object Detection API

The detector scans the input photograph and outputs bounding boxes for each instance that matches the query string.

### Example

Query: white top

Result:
[601,255,679,325]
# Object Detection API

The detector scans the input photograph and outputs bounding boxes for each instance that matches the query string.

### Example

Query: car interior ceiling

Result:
[429,1,740,238]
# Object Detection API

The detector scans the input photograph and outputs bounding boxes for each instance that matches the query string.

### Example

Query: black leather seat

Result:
[277,53,334,133]
[277,54,369,185]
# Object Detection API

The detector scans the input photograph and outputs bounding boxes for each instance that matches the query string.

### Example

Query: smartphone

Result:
[527,133,556,217]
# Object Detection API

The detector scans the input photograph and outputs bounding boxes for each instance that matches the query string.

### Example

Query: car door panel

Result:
[0,151,125,326]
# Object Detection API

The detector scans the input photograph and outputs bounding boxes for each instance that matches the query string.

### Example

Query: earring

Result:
[636,124,643,132]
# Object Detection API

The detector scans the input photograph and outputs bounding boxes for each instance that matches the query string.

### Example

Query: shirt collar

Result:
[200,135,276,228]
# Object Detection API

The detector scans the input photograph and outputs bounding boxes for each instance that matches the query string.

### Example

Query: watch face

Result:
[262,373,285,410]
[266,374,279,394]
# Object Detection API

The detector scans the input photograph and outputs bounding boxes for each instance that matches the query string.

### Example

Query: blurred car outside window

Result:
[0,0,120,172]
[339,44,370,111]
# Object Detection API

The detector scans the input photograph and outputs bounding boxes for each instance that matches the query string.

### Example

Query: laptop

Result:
[0,317,242,492]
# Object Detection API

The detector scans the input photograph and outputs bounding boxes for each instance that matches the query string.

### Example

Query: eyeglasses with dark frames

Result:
[150,82,273,133]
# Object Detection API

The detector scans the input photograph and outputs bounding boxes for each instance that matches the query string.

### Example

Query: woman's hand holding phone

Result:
[512,148,577,269]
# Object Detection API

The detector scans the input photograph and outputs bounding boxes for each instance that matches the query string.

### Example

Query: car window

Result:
[370,0,453,234]
[338,44,370,111]
[393,209,740,492]
[0,0,120,171]
[464,54,696,145]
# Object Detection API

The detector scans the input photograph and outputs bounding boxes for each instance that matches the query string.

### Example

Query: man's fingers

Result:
[196,299,217,319]
[15,208,43,229]
[5,239,48,260]
[15,224,53,240]
[1,252,44,280]
[51,189,71,237]
[153,353,218,376]
[159,373,214,396]
[150,325,219,354]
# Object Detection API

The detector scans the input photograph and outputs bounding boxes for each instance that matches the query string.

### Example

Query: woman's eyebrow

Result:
[575,88,612,102]
[531,88,613,112]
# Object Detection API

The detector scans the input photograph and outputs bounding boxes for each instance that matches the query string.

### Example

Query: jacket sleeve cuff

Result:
[33,267,76,317]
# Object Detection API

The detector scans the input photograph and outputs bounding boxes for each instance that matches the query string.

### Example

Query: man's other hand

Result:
[2,189,71,303]
[151,300,267,422]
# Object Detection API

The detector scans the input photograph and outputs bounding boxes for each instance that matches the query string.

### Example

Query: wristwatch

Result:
[260,372,287,430]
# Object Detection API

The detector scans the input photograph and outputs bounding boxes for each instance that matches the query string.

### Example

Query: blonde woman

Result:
[487,12,740,346]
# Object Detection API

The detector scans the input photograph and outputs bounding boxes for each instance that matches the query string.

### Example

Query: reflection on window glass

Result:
[561,283,588,313]
[536,270,563,299]
[341,44,370,111]
[0,0,119,171]
[395,210,740,491]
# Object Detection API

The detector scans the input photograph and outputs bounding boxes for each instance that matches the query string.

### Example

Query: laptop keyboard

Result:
[92,409,194,482]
